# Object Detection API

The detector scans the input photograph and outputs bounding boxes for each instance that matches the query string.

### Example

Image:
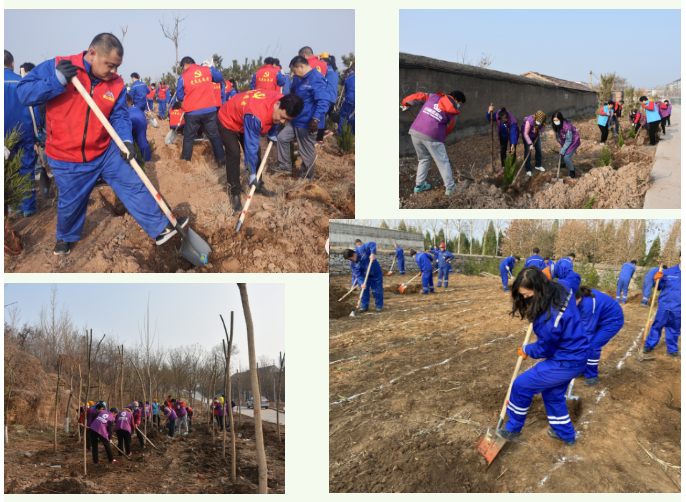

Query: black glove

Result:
[120,141,135,165]
[309,118,319,134]
[56,60,78,82]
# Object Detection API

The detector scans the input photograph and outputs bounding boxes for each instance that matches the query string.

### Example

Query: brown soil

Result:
[5,119,354,273]
[4,415,284,494]
[400,114,660,209]
[329,274,681,493]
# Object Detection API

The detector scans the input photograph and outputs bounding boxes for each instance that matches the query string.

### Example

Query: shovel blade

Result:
[165,129,180,145]
[636,355,656,361]
[398,285,407,293]
[178,227,212,267]
[386,272,393,276]
[150,117,159,128]
[636,135,644,145]
[474,429,507,466]
[39,171,52,197]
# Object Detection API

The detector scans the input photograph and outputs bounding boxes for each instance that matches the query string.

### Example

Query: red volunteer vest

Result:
[169,109,185,127]
[307,56,327,76]
[254,65,279,92]
[218,90,283,134]
[181,64,215,112]
[158,85,168,100]
[146,87,155,99]
[46,52,125,163]
[224,80,233,93]
[213,82,222,107]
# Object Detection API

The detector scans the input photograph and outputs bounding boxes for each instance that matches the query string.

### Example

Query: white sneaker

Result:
[526,171,532,177]
[534,166,546,172]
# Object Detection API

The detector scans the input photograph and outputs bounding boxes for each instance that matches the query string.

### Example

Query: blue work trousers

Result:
[583,320,623,378]
[645,308,681,353]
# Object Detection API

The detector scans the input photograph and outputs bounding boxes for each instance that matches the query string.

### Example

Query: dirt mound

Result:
[330,285,357,318]
[23,478,105,494]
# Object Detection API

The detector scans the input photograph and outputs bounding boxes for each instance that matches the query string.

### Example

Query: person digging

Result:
[343,241,383,313]
[16,33,188,255]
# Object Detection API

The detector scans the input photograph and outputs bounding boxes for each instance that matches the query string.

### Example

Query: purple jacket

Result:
[215,402,225,417]
[175,403,187,416]
[521,115,545,144]
[488,110,519,144]
[409,94,456,143]
[556,120,581,155]
[658,103,669,118]
[666,103,672,115]
[115,410,135,433]
[86,408,97,427]
[163,406,177,421]
[90,410,114,440]
[143,404,152,418]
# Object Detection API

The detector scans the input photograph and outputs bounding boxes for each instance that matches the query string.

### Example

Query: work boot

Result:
[155,216,189,246]
[640,302,648,308]
[496,428,520,441]
[231,195,242,212]
[357,307,368,313]
[54,239,71,256]
[546,428,576,446]
[376,307,383,312]
[643,346,654,354]
[421,292,428,295]
[569,170,576,179]
[583,377,599,386]
[255,180,276,197]
[668,352,680,359]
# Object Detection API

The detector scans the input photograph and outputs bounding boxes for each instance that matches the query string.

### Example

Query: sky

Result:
[400,10,681,89]
[4,283,285,369]
[4,9,354,80]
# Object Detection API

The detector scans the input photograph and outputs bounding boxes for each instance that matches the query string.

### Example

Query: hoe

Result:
[637,266,663,361]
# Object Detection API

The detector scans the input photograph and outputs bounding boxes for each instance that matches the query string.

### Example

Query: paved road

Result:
[239,408,285,425]
[644,104,680,209]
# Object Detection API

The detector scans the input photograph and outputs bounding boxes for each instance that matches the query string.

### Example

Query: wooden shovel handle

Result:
[69,76,178,228]
[236,141,273,229]
[498,323,534,422]
[355,257,374,308]
[641,266,663,346]
[512,141,535,185]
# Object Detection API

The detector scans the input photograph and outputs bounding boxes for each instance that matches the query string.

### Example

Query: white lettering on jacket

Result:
[422,103,443,121]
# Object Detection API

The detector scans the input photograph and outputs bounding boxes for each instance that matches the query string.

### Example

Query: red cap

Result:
[440,243,446,248]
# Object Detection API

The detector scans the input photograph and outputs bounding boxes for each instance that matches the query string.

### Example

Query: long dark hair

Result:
[552,111,565,134]
[510,267,570,322]
[324,55,338,72]
[574,285,595,300]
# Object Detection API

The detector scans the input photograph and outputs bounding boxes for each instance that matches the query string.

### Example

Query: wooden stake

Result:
[490,102,494,172]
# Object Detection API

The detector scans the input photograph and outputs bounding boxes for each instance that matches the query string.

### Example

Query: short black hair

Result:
[354,239,363,244]
[89,33,124,58]
[298,46,313,57]
[180,56,195,67]
[409,249,417,256]
[130,72,140,79]
[4,50,13,67]
[607,100,615,106]
[532,247,540,254]
[449,90,467,104]
[343,249,356,259]
[289,55,309,69]
[545,257,550,261]
[264,57,274,65]
[173,101,182,110]
[514,256,521,261]
[568,252,575,258]
[631,260,637,265]
[639,96,648,102]
[272,58,280,67]
[278,94,304,118]
[619,100,624,103]
[229,79,237,88]
[126,94,133,104]
[151,83,156,87]
[20,62,35,73]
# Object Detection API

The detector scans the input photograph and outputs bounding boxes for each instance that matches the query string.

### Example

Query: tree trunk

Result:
[119,346,124,410]
[237,372,242,427]
[83,331,92,476]
[76,365,82,442]
[54,359,63,453]
[220,313,236,482]
[238,284,268,493]
[276,353,284,442]
[65,370,74,432]
[129,358,148,441]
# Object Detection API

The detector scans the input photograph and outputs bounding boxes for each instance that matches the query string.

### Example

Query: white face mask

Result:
[535,121,542,126]
[553,121,560,126]
[456,104,460,109]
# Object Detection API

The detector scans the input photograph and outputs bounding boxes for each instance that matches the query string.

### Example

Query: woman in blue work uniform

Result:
[497,266,586,447]
[575,286,625,386]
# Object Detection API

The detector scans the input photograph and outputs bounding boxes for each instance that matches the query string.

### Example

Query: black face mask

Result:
[523,296,534,305]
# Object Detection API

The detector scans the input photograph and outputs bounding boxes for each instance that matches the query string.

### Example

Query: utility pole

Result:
[590,71,593,88]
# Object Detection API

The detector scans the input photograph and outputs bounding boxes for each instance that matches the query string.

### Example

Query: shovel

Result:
[387,258,396,276]
[637,266,663,361]
[165,112,185,145]
[338,279,358,302]
[21,67,52,198]
[70,76,211,267]
[235,141,274,232]
[109,439,133,460]
[512,140,536,186]
[146,103,159,128]
[351,258,373,317]
[135,426,157,449]
[636,109,646,146]
[565,379,579,401]
[475,322,534,466]
[551,155,563,182]
[398,269,434,293]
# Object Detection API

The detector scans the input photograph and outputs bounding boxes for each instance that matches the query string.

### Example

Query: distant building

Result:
[572,81,591,87]
[666,78,681,91]
[611,90,624,102]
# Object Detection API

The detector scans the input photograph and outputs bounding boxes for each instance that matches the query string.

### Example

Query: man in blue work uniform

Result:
[338,64,354,135]
[616,260,637,305]
[394,243,405,275]
[430,245,440,271]
[524,247,545,269]
[343,241,383,313]
[19,62,47,182]
[553,253,575,281]
[126,94,151,162]
[640,266,661,307]
[437,243,454,288]
[643,254,681,358]
[17,33,187,256]
[5,50,38,216]
[274,55,328,179]
[410,249,435,294]
[499,256,520,291]
[129,73,148,110]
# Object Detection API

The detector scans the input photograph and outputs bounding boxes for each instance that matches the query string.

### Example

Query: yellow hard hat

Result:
[318,52,329,59]
[219,397,225,404]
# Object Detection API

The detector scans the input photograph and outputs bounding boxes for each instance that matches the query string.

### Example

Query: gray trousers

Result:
[277,123,317,179]
[175,413,188,433]
[411,136,455,190]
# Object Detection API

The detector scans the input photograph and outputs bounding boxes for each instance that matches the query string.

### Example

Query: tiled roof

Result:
[522,72,599,93]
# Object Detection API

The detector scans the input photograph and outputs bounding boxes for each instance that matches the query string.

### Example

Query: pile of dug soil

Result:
[330,285,356,318]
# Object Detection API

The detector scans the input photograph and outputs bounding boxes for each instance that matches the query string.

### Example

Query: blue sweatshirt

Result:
[438,250,454,268]
[4,68,36,143]
[128,105,151,162]
[290,68,329,128]
[241,114,278,175]
[17,54,133,147]
[394,247,404,259]
[324,66,338,103]
[486,112,518,145]
[525,254,545,270]
[349,242,382,283]
[578,289,624,339]
[656,265,681,313]
[414,252,434,273]
[500,256,516,274]
[523,272,588,366]
[176,66,224,116]
[618,263,636,282]
[343,72,355,104]
[129,80,148,110]
[553,257,574,281]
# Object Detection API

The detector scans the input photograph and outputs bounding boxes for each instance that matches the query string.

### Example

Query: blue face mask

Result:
[456,104,460,109]
[553,121,561,126]
[535,121,542,126]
